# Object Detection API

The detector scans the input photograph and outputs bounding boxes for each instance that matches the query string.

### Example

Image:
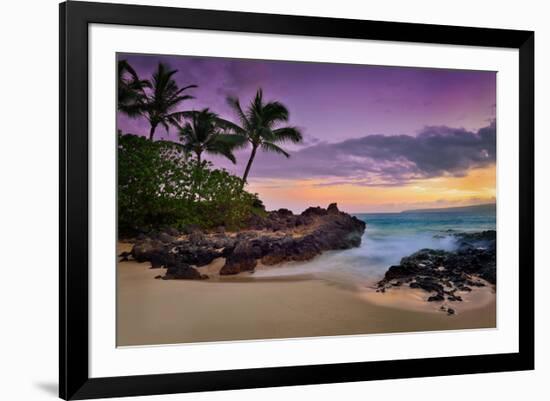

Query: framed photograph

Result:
[59,1,534,399]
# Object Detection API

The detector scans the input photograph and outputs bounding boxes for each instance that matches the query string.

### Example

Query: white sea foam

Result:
[253,210,496,286]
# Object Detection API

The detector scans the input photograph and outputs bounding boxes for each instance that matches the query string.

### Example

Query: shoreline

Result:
[117,241,496,346]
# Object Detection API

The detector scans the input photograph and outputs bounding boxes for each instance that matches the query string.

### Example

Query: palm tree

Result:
[143,63,197,141]
[117,60,150,117]
[226,89,303,184]
[178,109,246,164]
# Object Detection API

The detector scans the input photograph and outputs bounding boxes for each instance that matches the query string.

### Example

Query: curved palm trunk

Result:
[242,144,258,185]
[148,124,157,141]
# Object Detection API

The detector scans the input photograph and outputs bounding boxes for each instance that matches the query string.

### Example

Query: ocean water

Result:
[254,209,496,285]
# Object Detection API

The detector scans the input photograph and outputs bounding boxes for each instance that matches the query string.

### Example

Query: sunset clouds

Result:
[246,121,496,186]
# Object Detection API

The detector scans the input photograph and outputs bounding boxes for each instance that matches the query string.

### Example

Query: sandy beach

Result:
[116,242,496,347]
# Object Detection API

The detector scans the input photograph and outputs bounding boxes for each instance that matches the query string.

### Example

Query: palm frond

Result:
[117,59,151,117]
[175,84,198,94]
[141,62,198,140]
[226,96,250,130]
[207,146,237,164]
[257,127,276,141]
[118,60,139,81]
[169,94,195,107]
[261,141,290,158]
[271,126,303,143]
[118,103,143,117]
[176,108,243,163]
[160,120,170,133]
[216,118,247,135]
[214,133,248,149]
[261,101,289,126]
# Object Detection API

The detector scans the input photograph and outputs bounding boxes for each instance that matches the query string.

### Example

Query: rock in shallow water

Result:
[376,230,496,312]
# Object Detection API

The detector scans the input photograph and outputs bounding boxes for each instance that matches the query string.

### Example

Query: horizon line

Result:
[266,202,497,215]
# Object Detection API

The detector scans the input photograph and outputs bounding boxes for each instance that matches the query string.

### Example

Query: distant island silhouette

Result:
[401,203,496,214]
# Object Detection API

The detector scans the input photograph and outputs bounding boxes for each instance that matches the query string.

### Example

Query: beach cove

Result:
[117,247,495,346]
[117,218,497,347]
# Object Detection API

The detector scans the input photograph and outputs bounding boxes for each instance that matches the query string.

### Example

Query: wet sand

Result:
[116,242,496,347]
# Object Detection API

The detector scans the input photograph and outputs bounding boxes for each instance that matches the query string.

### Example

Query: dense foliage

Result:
[118,133,263,233]
[116,60,300,234]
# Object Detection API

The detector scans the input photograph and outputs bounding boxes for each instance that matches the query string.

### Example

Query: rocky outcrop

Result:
[219,203,366,275]
[121,203,366,279]
[219,240,260,275]
[163,263,208,280]
[376,230,496,311]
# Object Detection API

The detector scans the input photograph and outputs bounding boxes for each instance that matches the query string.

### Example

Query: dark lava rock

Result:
[479,264,496,284]
[428,294,445,302]
[455,230,496,251]
[376,230,496,311]
[385,264,421,280]
[163,227,180,237]
[127,203,366,279]
[219,203,365,274]
[175,246,221,267]
[293,216,307,226]
[260,235,321,265]
[130,235,221,269]
[188,231,206,246]
[327,202,339,214]
[149,250,173,269]
[301,206,328,217]
[131,240,164,263]
[447,294,463,302]
[413,277,444,293]
[163,262,207,280]
[275,208,293,217]
[466,279,486,287]
[220,240,260,275]
[158,232,176,244]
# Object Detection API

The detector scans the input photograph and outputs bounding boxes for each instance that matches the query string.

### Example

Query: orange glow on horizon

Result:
[247,165,496,213]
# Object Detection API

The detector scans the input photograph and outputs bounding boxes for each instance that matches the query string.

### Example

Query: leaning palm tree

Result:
[226,89,303,184]
[143,63,197,141]
[178,108,246,164]
[117,59,150,117]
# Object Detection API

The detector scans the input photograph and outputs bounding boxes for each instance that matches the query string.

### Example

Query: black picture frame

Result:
[59,1,534,399]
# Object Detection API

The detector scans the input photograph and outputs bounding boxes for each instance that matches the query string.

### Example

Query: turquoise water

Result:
[355,210,496,237]
[348,209,496,281]
[255,209,496,285]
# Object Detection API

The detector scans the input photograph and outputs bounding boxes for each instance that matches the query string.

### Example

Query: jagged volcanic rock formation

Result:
[376,230,496,313]
[122,203,366,279]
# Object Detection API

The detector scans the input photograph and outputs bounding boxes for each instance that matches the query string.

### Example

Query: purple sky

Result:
[117,53,496,211]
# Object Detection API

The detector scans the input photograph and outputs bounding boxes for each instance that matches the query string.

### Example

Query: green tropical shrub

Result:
[118,133,262,233]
